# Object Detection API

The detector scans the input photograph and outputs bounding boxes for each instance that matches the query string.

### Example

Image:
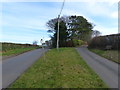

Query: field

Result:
[89,49,119,64]
[0,42,39,56]
[10,48,107,88]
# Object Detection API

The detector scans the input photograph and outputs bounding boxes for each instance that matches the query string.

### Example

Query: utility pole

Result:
[57,15,60,50]
[56,0,65,50]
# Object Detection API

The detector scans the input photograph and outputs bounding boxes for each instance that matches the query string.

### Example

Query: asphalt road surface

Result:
[2,48,47,88]
[76,46,119,88]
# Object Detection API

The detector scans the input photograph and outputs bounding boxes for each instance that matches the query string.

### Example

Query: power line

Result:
[58,0,65,18]
[57,0,65,50]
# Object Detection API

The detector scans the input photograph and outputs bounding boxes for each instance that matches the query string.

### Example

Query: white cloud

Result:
[84,2,117,18]
[94,25,118,35]
[62,1,118,19]
[2,2,60,31]
[85,3,109,16]
[62,9,82,16]
[111,11,118,18]
[3,14,48,31]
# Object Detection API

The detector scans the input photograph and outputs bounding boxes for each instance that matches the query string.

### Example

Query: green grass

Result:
[89,49,119,64]
[1,47,38,56]
[10,48,107,88]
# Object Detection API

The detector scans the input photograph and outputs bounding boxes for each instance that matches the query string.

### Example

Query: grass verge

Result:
[89,49,119,64]
[1,47,38,56]
[10,48,107,88]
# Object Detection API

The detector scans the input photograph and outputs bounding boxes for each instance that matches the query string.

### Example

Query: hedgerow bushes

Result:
[1,42,39,52]
[88,34,120,50]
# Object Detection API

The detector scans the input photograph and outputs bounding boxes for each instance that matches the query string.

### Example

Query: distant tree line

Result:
[88,33,120,50]
[1,42,39,52]
[46,15,96,48]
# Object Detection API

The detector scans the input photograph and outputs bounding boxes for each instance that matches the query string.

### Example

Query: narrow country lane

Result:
[2,49,47,88]
[76,46,119,88]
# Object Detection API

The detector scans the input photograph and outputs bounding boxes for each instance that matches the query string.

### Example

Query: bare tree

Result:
[92,30,101,37]
[33,40,38,45]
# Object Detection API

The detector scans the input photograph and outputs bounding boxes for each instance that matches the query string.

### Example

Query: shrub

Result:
[72,39,84,47]
[88,33,120,50]
[78,40,84,46]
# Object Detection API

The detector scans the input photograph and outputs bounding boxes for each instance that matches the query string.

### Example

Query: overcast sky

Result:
[0,0,119,45]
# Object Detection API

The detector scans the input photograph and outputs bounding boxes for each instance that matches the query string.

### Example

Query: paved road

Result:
[76,46,119,88]
[2,49,47,88]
